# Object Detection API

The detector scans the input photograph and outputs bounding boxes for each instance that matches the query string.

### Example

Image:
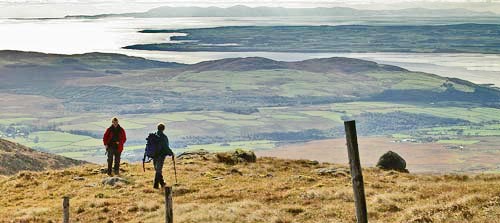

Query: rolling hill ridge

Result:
[1,50,499,167]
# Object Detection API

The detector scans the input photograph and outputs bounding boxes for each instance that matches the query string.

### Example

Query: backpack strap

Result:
[142,153,153,172]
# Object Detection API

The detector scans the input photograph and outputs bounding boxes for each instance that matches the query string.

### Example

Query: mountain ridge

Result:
[63,6,497,19]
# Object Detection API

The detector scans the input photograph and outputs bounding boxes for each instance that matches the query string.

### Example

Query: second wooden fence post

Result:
[165,186,173,223]
[344,120,368,223]
[63,196,70,223]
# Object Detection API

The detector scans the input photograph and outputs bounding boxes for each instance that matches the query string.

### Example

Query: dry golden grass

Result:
[1,155,500,223]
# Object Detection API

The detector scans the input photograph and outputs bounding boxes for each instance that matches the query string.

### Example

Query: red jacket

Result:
[103,126,127,153]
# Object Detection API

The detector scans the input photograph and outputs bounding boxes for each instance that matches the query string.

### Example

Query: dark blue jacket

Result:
[157,130,174,157]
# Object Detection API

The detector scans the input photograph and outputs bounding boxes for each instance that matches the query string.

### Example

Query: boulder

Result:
[376,151,409,172]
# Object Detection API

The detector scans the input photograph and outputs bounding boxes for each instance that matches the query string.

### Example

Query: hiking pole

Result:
[172,156,178,184]
[142,153,147,172]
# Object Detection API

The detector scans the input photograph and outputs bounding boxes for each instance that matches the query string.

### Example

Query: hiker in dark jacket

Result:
[103,117,127,176]
[153,122,174,189]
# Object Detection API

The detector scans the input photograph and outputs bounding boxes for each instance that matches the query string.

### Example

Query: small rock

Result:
[259,173,274,178]
[298,160,320,166]
[85,183,97,188]
[315,167,350,176]
[77,206,85,214]
[128,206,139,212]
[309,160,319,165]
[73,176,85,181]
[230,168,243,175]
[102,177,130,186]
[178,149,210,160]
[296,175,316,182]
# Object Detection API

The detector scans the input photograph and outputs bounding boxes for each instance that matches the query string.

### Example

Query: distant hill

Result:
[0,138,87,175]
[0,50,183,88]
[183,57,407,73]
[64,6,496,19]
[0,50,183,70]
[125,24,500,54]
[1,50,499,112]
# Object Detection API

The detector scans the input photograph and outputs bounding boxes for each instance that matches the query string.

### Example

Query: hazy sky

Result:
[1,0,500,18]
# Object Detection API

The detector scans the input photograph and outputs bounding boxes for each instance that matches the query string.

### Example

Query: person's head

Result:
[111,117,119,127]
[157,123,165,132]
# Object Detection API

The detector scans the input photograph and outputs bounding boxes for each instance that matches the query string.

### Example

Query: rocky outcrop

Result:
[215,149,257,165]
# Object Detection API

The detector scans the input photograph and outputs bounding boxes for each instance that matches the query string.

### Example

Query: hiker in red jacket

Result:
[103,117,127,176]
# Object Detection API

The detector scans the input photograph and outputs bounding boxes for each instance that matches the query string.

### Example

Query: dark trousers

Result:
[107,144,121,175]
[153,155,166,188]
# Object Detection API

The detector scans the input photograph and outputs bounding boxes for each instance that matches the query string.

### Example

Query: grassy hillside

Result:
[0,138,87,175]
[2,154,500,222]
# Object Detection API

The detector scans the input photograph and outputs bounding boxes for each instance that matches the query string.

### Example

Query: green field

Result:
[437,139,480,145]
[419,124,500,137]
[7,131,101,153]
[2,100,499,161]
[0,117,36,125]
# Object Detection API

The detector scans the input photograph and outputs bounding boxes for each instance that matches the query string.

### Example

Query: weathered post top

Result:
[344,120,368,223]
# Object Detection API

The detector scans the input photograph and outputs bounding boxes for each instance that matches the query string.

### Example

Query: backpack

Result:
[143,133,161,170]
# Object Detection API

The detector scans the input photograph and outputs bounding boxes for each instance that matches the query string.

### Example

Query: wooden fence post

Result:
[344,120,368,223]
[63,196,70,223]
[165,186,173,223]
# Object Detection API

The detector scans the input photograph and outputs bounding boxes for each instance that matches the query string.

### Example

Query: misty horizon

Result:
[2,0,500,18]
